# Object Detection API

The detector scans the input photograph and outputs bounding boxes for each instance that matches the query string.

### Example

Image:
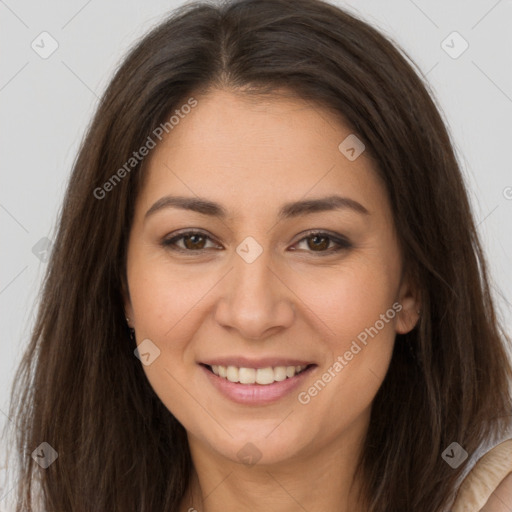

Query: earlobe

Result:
[395,276,422,335]
[395,299,421,334]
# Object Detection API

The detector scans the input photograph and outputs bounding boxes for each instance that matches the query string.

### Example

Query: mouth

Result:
[199,361,317,405]
[201,363,314,385]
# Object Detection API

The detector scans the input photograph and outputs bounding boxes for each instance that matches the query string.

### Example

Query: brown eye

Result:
[306,234,330,251]
[161,231,219,252]
[182,233,207,250]
[293,231,352,254]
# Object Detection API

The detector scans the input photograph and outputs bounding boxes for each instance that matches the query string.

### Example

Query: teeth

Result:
[256,367,274,385]
[210,364,308,385]
[226,366,239,382]
[274,366,287,382]
[239,367,256,384]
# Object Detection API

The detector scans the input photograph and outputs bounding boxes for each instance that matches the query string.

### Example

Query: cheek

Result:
[294,277,397,438]
[127,256,213,351]
[126,261,210,425]
[292,255,400,349]
[290,253,399,406]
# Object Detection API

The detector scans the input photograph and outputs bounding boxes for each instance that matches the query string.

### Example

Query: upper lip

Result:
[200,357,315,369]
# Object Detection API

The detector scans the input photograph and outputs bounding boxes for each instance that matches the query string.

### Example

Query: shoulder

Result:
[478,471,512,511]
[451,439,512,512]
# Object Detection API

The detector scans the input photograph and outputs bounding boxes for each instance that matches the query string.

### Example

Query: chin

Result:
[192,421,312,467]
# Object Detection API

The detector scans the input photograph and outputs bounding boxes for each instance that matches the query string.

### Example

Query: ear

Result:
[395,271,422,335]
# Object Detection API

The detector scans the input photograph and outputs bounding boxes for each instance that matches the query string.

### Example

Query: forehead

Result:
[138,88,390,223]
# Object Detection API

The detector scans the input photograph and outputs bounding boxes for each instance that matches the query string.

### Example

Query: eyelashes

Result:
[161,231,218,252]
[292,231,353,253]
[160,229,353,256]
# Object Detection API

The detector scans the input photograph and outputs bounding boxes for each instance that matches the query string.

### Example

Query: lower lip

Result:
[201,365,315,405]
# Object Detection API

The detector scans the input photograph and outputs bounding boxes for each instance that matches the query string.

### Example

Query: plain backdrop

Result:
[1,0,511,490]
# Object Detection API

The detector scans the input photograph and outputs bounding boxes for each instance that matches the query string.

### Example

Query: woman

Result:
[4,0,512,510]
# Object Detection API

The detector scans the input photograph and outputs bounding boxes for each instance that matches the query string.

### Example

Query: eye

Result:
[292,231,352,254]
[161,230,221,252]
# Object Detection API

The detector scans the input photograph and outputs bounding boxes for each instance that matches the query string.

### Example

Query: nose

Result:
[214,245,295,340]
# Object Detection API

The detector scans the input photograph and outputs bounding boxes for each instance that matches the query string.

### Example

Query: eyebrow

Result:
[144,194,370,221]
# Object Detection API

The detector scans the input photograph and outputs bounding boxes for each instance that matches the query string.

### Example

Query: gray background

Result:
[1,0,511,493]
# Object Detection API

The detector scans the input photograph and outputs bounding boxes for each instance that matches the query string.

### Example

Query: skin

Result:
[480,473,512,511]
[124,88,421,512]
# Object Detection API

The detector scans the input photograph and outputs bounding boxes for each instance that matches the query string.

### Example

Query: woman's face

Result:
[124,88,419,466]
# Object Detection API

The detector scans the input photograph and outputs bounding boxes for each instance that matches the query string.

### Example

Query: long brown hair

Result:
[4,0,512,510]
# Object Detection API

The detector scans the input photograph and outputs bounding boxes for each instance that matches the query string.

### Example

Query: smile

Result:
[207,364,309,385]
[200,361,317,405]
